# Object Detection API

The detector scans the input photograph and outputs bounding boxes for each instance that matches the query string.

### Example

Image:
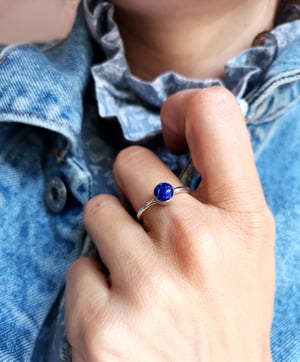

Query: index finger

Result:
[161,87,266,212]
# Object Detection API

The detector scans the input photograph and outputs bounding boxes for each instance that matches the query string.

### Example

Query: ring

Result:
[137,182,191,220]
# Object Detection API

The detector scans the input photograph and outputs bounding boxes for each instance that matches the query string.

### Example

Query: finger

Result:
[65,257,109,347]
[161,89,197,154]
[83,194,153,287]
[161,86,266,211]
[113,146,198,228]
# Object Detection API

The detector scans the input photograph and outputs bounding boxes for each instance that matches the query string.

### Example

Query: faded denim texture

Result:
[1,1,300,361]
[0,7,93,361]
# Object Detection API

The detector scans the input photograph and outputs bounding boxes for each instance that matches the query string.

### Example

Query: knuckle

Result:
[74,321,104,361]
[83,194,115,223]
[250,206,275,235]
[187,86,238,115]
[113,145,151,173]
[261,207,276,239]
[80,312,125,362]
[235,206,276,251]
[73,300,111,354]
[185,87,242,138]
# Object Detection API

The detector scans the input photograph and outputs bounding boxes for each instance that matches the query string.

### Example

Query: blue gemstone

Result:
[154,183,174,202]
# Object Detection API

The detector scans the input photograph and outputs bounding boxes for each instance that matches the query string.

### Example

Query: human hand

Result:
[65,87,275,361]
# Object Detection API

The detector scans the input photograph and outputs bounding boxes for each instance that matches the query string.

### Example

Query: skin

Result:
[0,0,79,43]
[65,1,278,360]
[0,0,278,359]
[66,87,275,361]
[112,0,278,79]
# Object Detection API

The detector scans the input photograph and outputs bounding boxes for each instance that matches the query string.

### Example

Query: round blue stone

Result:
[154,183,174,202]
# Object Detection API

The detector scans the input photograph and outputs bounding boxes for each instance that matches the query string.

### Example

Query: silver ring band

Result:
[137,183,191,221]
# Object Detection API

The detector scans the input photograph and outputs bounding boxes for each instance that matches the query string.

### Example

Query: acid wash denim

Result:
[0,7,93,361]
[0,1,300,361]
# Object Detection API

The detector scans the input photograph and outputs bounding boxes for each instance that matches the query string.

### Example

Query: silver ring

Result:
[137,182,191,221]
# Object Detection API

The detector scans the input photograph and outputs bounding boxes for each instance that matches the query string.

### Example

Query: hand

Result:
[65,87,275,362]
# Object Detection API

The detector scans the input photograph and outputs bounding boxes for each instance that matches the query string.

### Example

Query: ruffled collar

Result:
[84,0,300,141]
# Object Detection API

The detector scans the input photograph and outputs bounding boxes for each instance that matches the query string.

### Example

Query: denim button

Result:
[45,177,67,213]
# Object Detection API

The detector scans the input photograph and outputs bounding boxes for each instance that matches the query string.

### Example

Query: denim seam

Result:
[0,108,62,123]
[252,118,283,161]
[0,44,32,64]
[249,71,300,108]
[251,92,300,125]
[0,108,77,149]
[37,39,66,53]
[0,40,65,62]
[247,71,300,124]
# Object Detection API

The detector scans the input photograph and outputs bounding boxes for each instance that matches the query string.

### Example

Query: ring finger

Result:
[113,145,198,231]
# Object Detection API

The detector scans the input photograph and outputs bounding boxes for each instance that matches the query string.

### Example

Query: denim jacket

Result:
[0,1,300,361]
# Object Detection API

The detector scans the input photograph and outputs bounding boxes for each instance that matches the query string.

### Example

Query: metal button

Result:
[45,177,67,213]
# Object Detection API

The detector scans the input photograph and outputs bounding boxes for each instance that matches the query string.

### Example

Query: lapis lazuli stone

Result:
[154,183,174,202]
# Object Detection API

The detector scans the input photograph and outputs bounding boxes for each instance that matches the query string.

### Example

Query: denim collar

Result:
[85,0,300,141]
[0,6,93,151]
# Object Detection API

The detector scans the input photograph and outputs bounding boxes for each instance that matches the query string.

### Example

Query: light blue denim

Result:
[0,1,300,361]
[0,7,93,361]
